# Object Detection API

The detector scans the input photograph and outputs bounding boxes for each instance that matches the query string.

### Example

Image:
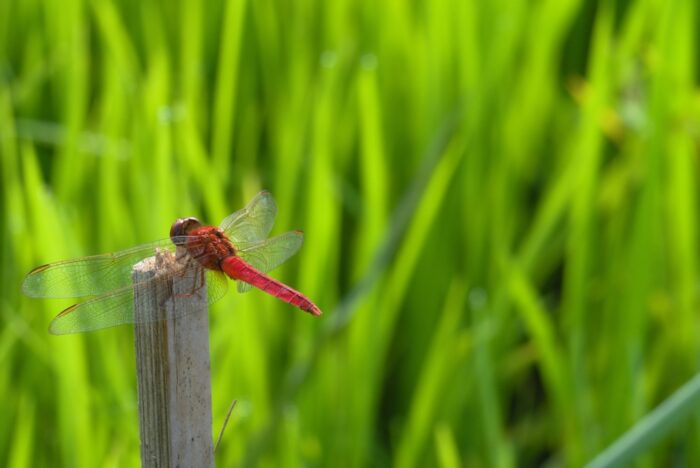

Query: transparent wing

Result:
[49,266,228,335]
[22,238,189,298]
[206,270,229,303]
[48,286,139,334]
[219,191,277,245]
[236,231,304,293]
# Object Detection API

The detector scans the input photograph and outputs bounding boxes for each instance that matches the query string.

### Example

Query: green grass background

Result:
[2,0,700,466]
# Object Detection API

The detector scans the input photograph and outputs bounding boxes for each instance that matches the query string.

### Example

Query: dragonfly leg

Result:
[171,261,207,300]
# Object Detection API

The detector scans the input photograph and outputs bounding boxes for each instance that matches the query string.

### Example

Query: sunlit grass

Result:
[2,0,700,467]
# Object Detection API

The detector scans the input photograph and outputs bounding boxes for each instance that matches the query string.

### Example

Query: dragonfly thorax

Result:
[181,225,236,272]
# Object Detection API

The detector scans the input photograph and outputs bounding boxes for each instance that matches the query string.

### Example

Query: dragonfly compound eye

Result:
[170,217,203,240]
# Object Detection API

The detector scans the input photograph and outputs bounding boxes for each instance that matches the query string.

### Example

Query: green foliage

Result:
[2,0,700,466]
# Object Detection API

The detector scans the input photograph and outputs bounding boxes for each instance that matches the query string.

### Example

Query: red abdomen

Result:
[221,256,321,316]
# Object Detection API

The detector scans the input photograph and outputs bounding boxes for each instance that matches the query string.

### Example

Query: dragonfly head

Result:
[170,217,203,244]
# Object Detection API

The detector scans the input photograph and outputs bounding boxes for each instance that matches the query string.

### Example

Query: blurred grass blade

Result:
[434,423,463,468]
[395,279,467,468]
[7,395,34,468]
[212,0,247,180]
[586,373,700,468]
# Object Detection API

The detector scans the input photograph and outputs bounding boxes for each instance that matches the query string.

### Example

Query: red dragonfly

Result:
[23,191,321,334]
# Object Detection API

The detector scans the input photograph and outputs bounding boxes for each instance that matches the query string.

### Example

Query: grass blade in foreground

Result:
[586,372,700,468]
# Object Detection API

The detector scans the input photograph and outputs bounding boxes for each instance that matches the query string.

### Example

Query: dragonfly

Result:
[23,191,322,335]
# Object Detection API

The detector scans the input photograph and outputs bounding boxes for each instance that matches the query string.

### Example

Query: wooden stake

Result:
[132,251,214,468]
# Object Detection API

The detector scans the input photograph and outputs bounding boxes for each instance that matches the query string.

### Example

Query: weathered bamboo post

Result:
[132,251,214,468]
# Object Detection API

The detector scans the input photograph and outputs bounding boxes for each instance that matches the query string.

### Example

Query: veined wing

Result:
[219,191,277,245]
[49,267,228,334]
[49,285,138,334]
[235,231,304,293]
[22,238,186,298]
[206,271,229,305]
